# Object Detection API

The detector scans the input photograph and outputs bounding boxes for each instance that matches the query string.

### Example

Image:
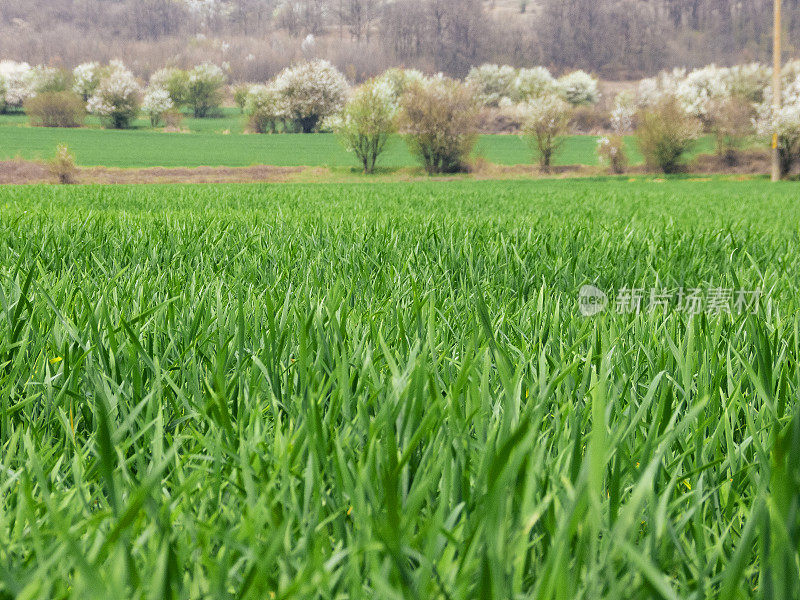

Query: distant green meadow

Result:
[0,109,717,169]
[0,179,798,599]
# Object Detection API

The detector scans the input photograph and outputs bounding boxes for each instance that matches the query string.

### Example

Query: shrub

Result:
[327,78,399,173]
[636,97,701,173]
[163,109,184,130]
[142,87,174,127]
[73,62,104,102]
[150,68,189,108]
[708,97,754,165]
[30,67,72,94]
[0,77,6,113]
[186,63,226,118]
[520,95,572,170]
[273,60,349,133]
[25,91,85,127]
[400,77,479,174]
[557,71,600,106]
[597,136,627,173]
[87,61,141,129]
[233,85,250,113]
[513,67,556,102]
[773,106,800,177]
[246,84,286,133]
[49,144,77,184]
[465,64,517,107]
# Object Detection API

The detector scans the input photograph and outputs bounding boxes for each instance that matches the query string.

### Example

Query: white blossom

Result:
[150,67,178,90]
[676,65,730,120]
[756,76,800,136]
[610,92,636,134]
[142,87,173,125]
[185,62,226,117]
[725,63,770,104]
[245,83,288,132]
[519,94,572,168]
[596,136,623,164]
[513,67,556,102]
[28,66,63,93]
[301,34,317,56]
[73,62,104,101]
[783,60,800,85]
[637,68,686,107]
[273,60,349,132]
[87,61,141,128]
[0,61,34,108]
[465,64,517,107]
[377,68,426,103]
[755,75,800,175]
[756,102,800,139]
[557,70,600,106]
[188,62,225,86]
[521,94,571,127]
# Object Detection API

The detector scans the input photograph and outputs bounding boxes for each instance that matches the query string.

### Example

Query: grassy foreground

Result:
[0,111,716,168]
[1,180,799,599]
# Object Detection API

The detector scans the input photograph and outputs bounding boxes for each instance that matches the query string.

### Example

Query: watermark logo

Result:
[578,286,761,316]
[579,285,609,316]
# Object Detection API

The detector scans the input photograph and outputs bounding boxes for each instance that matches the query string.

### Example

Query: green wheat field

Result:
[0,111,719,169]
[1,179,798,599]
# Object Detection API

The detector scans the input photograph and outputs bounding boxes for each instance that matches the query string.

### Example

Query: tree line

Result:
[1,0,799,80]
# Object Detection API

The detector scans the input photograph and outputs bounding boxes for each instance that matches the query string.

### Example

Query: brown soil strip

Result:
[0,161,307,184]
[0,159,50,184]
[0,150,780,185]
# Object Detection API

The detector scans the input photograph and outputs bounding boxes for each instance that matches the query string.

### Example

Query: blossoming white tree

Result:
[73,62,104,102]
[465,64,517,107]
[186,63,226,118]
[142,87,173,127]
[520,95,572,170]
[28,66,67,94]
[376,68,427,104]
[676,65,730,123]
[557,71,600,106]
[87,61,141,129]
[610,92,636,134]
[637,68,686,107]
[597,92,635,173]
[513,67,556,102]
[150,68,189,108]
[245,84,287,133]
[725,63,770,104]
[273,60,349,133]
[326,78,399,173]
[0,61,34,109]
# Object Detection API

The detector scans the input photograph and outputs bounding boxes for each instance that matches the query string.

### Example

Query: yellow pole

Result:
[772,0,782,182]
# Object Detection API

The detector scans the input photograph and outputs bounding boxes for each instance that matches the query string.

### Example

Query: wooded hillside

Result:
[1,0,797,80]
